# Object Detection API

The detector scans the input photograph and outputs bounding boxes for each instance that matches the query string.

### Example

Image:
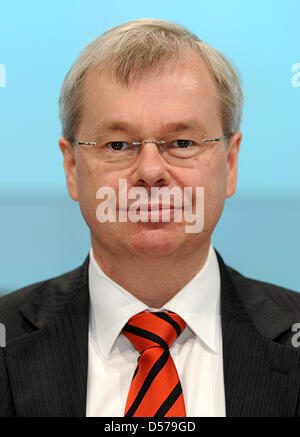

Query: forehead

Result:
[79,51,221,136]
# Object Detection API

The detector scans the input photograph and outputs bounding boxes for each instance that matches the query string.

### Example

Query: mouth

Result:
[127,204,178,212]
[118,204,183,223]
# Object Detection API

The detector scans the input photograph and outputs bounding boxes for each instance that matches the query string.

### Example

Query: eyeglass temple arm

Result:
[201,135,229,143]
[76,141,97,146]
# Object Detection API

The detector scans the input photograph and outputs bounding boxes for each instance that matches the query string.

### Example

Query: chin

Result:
[127,225,184,257]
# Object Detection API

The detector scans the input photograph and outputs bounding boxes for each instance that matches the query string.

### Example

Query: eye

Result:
[171,139,194,149]
[106,141,131,151]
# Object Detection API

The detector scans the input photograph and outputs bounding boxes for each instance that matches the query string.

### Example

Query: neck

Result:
[91,239,211,308]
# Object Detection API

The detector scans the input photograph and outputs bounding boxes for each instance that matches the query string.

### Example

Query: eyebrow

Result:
[92,120,208,136]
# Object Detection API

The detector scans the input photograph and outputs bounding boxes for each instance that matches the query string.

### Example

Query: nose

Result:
[130,141,172,188]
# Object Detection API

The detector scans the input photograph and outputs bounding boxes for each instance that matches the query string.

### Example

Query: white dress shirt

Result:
[86,244,226,417]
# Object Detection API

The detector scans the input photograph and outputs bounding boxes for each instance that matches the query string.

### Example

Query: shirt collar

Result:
[88,244,221,359]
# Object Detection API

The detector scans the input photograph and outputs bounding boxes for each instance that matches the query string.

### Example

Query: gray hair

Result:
[59,18,243,144]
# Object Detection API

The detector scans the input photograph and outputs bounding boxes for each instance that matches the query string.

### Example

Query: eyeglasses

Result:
[75,132,230,168]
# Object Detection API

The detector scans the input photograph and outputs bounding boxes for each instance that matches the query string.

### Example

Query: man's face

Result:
[59,51,241,262]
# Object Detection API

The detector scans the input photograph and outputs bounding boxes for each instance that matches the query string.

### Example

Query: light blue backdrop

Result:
[0,0,299,294]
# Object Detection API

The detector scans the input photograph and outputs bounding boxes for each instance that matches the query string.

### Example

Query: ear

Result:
[226,131,242,198]
[58,137,79,201]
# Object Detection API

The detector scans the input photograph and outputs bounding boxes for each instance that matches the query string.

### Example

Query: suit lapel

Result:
[5,257,90,417]
[217,252,300,417]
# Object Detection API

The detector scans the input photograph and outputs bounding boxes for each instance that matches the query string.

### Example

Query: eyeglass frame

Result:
[75,135,230,153]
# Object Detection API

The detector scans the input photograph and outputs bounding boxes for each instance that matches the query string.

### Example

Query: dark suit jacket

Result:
[1,251,300,417]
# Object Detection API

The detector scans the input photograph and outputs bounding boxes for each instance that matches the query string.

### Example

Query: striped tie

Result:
[122,311,186,417]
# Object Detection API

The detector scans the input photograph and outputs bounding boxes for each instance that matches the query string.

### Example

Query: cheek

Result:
[76,156,112,196]
[75,158,106,224]
[76,159,130,223]
[176,155,227,197]
[205,164,228,213]
[179,156,228,231]
[203,148,228,192]
[76,160,95,200]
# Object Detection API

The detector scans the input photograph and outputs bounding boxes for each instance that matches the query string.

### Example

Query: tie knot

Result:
[122,311,186,354]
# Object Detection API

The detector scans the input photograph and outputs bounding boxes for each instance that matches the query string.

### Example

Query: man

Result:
[1,18,300,417]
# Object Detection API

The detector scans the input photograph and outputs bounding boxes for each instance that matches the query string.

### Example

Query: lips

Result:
[118,203,183,212]
[128,204,178,212]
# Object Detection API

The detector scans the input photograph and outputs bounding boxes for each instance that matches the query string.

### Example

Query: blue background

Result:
[0,0,299,294]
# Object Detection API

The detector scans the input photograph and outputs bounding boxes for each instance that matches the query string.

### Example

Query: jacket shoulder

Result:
[227,265,300,315]
[0,265,82,309]
[0,259,88,342]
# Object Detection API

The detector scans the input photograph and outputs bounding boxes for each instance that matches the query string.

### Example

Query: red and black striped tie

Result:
[122,311,186,417]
